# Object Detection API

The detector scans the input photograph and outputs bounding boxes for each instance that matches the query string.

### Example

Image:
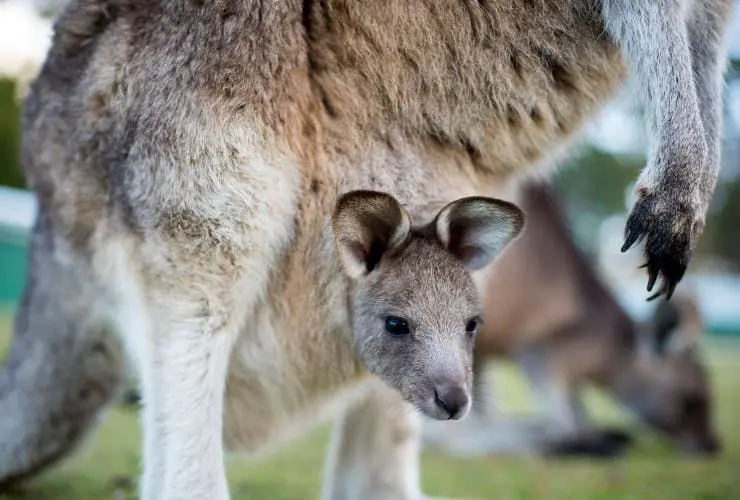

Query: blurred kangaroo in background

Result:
[424,181,720,458]
[0,0,733,498]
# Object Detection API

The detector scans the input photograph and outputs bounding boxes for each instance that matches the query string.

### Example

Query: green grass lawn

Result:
[0,313,738,500]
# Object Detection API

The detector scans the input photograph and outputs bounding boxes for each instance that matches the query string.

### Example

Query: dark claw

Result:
[647,268,658,292]
[664,282,677,300]
[621,229,641,253]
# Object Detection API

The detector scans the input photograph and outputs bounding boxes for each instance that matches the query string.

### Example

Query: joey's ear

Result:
[332,190,412,279]
[434,197,525,270]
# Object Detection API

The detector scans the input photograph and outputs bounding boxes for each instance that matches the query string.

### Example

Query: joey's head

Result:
[332,191,524,420]
[624,291,720,455]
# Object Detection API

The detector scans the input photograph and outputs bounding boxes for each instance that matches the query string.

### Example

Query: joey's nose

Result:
[433,381,469,420]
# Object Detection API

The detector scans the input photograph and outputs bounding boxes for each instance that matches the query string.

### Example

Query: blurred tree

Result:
[713,179,740,269]
[551,147,642,256]
[0,78,24,189]
[702,58,740,270]
[553,147,642,214]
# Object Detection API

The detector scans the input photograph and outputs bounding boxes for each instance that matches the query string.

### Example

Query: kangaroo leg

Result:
[518,348,633,458]
[600,0,731,299]
[115,246,259,500]
[322,380,424,500]
[686,0,734,204]
[138,301,238,500]
[0,210,126,489]
[115,181,297,499]
[517,348,587,436]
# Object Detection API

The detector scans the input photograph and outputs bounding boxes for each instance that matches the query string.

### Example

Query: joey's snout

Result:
[430,378,470,420]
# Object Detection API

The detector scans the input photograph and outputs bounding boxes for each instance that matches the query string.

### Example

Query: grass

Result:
[0,313,738,500]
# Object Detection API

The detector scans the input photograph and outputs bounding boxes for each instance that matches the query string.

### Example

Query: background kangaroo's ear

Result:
[434,197,525,271]
[643,288,703,358]
[332,191,412,279]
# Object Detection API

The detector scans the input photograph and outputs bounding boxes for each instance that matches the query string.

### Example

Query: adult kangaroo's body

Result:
[423,181,720,458]
[0,0,733,498]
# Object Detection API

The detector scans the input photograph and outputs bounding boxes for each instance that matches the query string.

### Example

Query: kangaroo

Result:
[0,0,733,498]
[423,181,719,457]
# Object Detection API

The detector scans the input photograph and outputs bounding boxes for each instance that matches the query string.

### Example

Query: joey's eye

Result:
[385,316,411,336]
[465,318,479,336]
